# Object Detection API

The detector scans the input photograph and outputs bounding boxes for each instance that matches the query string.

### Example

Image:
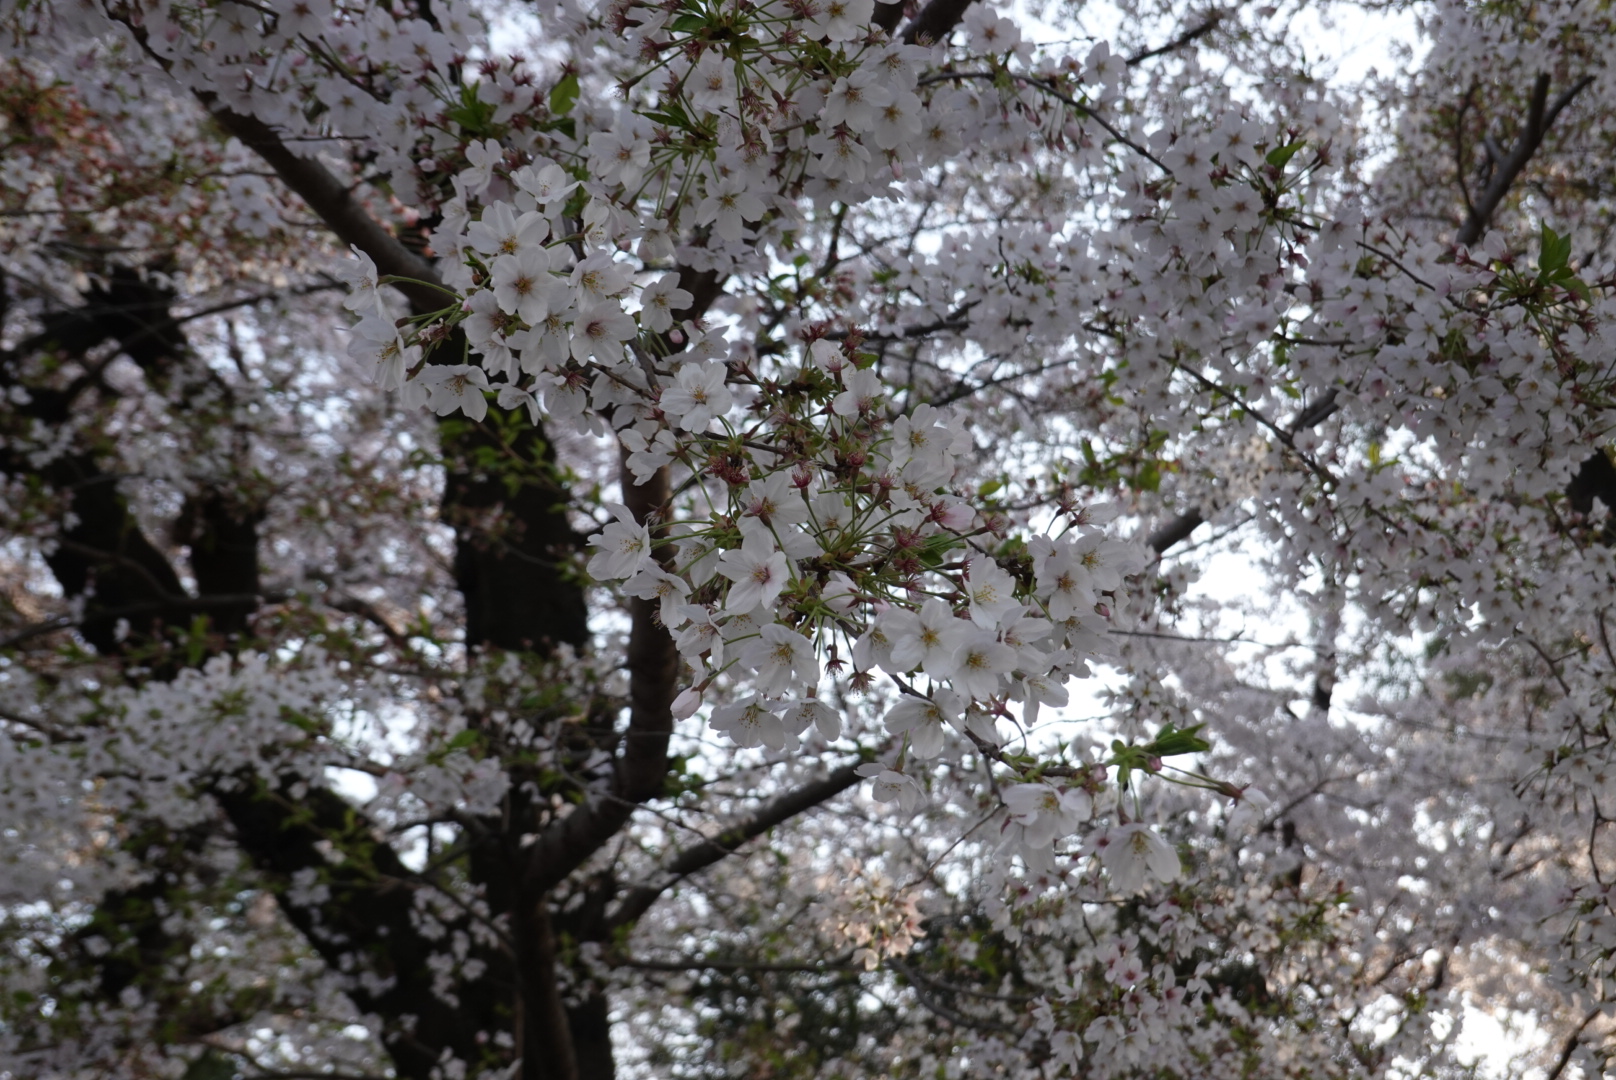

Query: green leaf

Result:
[642,110,682,129]
[549,73,581,117]
[1538,222,1571,276]
[918,533,961,568]
[1265,140,1305,168]
[977,478,1002,498]
[281,709,320,735]
[446,729,480,751]
[1147,722,1211,757]
[670,13,705,32]
[447,81,495,134]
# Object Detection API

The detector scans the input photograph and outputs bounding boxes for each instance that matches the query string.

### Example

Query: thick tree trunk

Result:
[568,994,616,1080]
[442,413,588,652]
[519,904,581,1080]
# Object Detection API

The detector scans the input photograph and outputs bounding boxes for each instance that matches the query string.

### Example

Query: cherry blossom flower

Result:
[586,129,651,189]
[777,697,841,740]
[888,598,969,673]
[336,245,385,315]
[871,90,924,152]
[709,695,793,750]
[715,531,789,615]
[672,603,726,664]
[883,694,959,758]
[821,69,891,132]
[805,0,873,40]
[347,314,417,391]
[857,763,924,814]
[586,503,653,581]
[832,366,882,418]
[694,175,766,243]
[741,473,810,529]
[621,426,676,483]
[571,251,634,304]
[686,51,736,114]
[513,161,577,207]
[1093,824,1181,894]
[1002,782,1092,847]
[416,364,489,420]
[491,249,559,323]
[809,129,873,183]
[637,273,693,333]
[669,687,703,720]
[512,304,574,373]
[1225,787,1272,837]
[569,302,637,362]
[467,202,548,257]
[459,137,503,195]
[940,631,1016,699]
[495,384,541,424]
[742,623,820,695]
[963,558,1021,629]
[623,564,690,623]
[660,362,732,430]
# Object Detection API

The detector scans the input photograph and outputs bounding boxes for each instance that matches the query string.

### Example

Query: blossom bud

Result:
[671,688,702,719]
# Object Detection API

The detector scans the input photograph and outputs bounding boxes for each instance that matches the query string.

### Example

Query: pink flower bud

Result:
[671,688,702,719]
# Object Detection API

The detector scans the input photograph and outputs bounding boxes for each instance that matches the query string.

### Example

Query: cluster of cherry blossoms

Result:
[327,0,1217,880]
[18,0,1616,1067]
[581,376,1145,762]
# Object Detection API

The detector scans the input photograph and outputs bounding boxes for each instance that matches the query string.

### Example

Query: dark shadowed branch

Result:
[1455,73,1595,247]
[605,760,865,931]
[1126,13,1224,66]
[203,103,447,314]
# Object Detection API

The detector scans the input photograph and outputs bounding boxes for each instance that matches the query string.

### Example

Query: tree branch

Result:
[0,593,286,652]
[1546,1005,1602,1080]
[900,0,973,44]
[521,461,676,898]
[1455,73,1595,247]
[202,102,447,315]
[604,760,864,931]
[214,777,498,1080]
[614,954,859,973]
[873,0,907,33]
[1126,13,1223,65]
[889,958,1022,1035]
[1146,509,1205,554]
[1147,387,1346,556]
